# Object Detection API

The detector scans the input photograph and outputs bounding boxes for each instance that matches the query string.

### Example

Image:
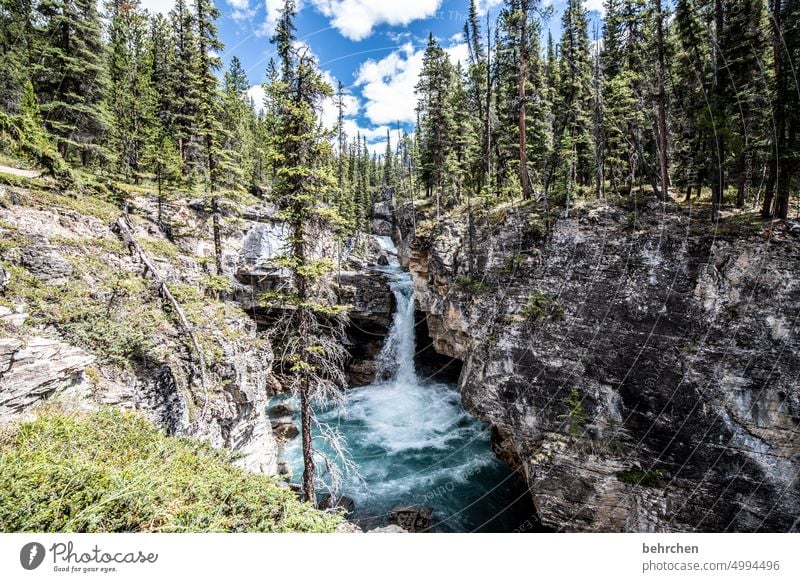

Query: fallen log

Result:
[113,214,209,420]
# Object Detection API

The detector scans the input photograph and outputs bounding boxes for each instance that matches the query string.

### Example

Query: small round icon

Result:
[20,542,46,570]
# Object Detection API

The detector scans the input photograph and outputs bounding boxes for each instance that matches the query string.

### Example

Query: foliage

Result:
[455,275,492,294]
[558,386,589,438]
[0,409,342,532]
[520,290,564,321]
[616,468,665,487]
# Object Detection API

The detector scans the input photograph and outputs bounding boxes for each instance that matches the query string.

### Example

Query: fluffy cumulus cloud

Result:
[227,0,257,21]
[310,0,443,41]
[354,40,468,126]
[246,85,266,110]
[476,0,503,13]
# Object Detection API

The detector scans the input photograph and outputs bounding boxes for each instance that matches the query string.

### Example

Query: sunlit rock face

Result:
[400,200,800,532]
[0,194,281,476]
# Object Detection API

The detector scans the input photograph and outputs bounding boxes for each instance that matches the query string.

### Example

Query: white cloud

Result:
[354,40,468,126]
[476,0,503,14]
[247,85,266,111]
[445,42,469,66]
[319,70,361,129]
[585,0,606,14]
[354,43,423,125]
[257,0,293,38]
[140,0,175,14]
[227,0,257,21]
[310,0,443,41]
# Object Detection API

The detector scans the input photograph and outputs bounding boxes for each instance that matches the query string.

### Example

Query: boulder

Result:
[0,336,95,419]
[371,218,393,237]
[20,237,73,284]
[272,422,299,440]
[319,494,356,516]
[388,506,434,533]
[268,403,295,418]
[335,522,363,533]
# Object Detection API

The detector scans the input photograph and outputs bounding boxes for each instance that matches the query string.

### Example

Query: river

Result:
[274,236,537,532]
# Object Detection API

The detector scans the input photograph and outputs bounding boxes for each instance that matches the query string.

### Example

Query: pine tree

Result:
[672,0,713,202]
[557,0,595,205]
[264,0,347,506]
[170,0,200,173]
[107,0,158,182]
[0,0,32,116]
[32,0,111,163]
[219,56,253,192]
[194,0,225,274]
[415,33,456,215]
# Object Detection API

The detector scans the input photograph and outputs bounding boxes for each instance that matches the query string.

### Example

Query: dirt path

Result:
[0,164,41,179]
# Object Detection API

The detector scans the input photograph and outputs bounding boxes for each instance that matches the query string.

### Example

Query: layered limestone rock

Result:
[0,328,95,418]
[0,187,281,474]
[400,199,800,532]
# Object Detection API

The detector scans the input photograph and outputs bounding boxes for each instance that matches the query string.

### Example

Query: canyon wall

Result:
[399,199,800,532]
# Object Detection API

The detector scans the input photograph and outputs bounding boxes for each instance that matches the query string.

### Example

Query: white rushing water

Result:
[277,235,534,531]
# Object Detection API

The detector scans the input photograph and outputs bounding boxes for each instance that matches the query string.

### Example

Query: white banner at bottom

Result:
[0,533,796,582]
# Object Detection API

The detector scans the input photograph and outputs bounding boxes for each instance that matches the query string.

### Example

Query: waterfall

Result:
[374,236,417,385]
[274,234,537,531]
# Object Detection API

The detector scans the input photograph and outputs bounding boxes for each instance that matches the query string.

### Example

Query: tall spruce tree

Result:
[264,0,347,506]
[33,0,111,163]
[416,33,456,215]
[194,0,225,274]
[557,0,594,206]
[107,0,157,182]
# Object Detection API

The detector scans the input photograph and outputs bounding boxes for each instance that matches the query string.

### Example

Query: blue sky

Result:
[140,0,604,153]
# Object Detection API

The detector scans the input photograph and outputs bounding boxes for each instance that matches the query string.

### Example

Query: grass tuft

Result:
[0,409,342,532]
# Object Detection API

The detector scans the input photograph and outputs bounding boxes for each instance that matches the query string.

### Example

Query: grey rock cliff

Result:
[400,200,800,532]
[0,189,282,475]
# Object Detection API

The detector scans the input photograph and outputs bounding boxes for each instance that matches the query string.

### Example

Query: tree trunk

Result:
[518,0,531,199]
[711,0,725,221]
[736,153,747,208]
[762,161,776,216]
[211,195,223,275]
[762,0,786,218]
[655,0,669,199]
[300,373,315,505]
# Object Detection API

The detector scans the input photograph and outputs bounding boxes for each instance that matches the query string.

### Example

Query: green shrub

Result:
[455,275,491,295]
[520,290,564,321]
[0,409,342,532]
[201,274,233,297]
[616,468,665,488]
[558,387,588,438]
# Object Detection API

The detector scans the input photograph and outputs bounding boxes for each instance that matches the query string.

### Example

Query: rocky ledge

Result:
[399,199,800,532]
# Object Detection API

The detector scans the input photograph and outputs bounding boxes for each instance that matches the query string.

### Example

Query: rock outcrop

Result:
[0,331,95,418]
[401,199,800,532]
[0,185,283,475]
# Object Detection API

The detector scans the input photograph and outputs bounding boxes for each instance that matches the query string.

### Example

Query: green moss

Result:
[455,275,492,295]
[501,254,522,275]
[0,409,342,532]
[616,468,665,488]
[0,171,39,189]
[16,186,121,223]
[520,290,564,321]
[140,237,179,259]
